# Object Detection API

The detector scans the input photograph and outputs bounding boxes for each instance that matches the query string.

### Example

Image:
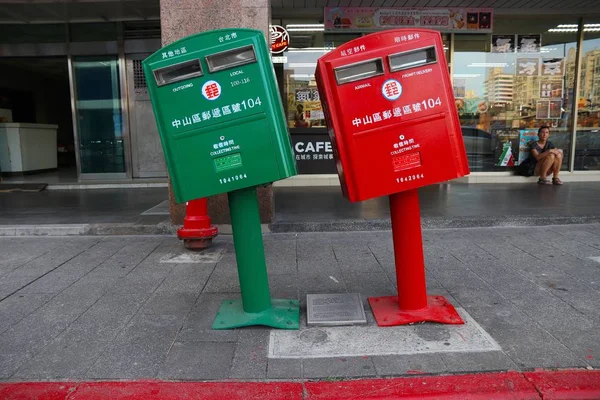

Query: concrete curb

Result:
[0,223,272,236]
[0,224,89,236]
[270,215,600,232]
[86,222,178,235]
[1,216,599,236]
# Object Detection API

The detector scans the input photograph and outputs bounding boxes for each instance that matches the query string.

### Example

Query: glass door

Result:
[72,56,126,177]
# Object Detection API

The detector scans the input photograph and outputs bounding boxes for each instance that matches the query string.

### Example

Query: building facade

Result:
[0,1,599,185]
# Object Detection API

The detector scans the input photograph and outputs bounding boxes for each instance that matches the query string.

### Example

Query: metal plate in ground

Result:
[307,293,367,326]
[269,308,500,358]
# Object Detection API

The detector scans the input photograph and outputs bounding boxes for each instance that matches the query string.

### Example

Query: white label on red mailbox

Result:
[393,152,422,172]
[202,80,222,101]
[382,79,402,101]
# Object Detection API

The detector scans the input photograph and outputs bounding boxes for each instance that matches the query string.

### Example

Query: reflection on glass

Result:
[452,32,576,172]
[284,49,328,129]
[73,57,125,174]
[335,58,384,84]
[206,45,256,73]
[575,33,600,170]
[389,47,437,72]
[154,59,203,86]
[282,33,449,131]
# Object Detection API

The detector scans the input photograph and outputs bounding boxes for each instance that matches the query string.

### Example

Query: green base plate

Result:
[212,298,300,330]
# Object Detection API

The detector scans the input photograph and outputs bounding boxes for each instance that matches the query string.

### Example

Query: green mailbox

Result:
[143,28,296,202]
[144,29,299,330]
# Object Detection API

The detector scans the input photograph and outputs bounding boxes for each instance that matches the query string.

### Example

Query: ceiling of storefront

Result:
[0,0,599,24]
[0,0,159,24]
[0,57,68,79]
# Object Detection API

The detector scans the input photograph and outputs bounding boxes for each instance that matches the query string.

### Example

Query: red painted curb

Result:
[524,370,600,400]
[0,382,75,400]
[305,371,540,399]
[0,370,599,399]
[71,381,303,400]
[0,381,303,400]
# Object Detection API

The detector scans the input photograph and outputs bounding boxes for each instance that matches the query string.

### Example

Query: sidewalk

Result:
[0,226,599,388]
[0,182,599,235]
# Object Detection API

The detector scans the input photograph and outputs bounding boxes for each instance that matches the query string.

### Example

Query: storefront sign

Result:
[324,7,493,33]
[541,58,564,76]
[295,88,320,102]
[270,25,289,54]
[549,100,562,119]
[539,79,563,98]
[491,35,515,53]
[272,56,287,64]
[516,57,540,76]
[291,135,336,174]
[536,100,549,119]
[517,34,541,53]
[538,100,563,119]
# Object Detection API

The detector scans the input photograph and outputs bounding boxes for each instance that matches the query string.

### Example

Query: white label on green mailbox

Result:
[215,153,243,172]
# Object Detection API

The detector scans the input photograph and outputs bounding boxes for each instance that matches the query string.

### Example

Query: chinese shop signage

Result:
[295,88,320,102]
[324,7,493,33]
[492,34,542,53]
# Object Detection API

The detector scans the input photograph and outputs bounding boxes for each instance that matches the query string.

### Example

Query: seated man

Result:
[530,125,564,185]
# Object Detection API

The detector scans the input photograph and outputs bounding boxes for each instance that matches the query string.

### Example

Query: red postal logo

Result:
[202,80,222,101]
[382,79,402,101]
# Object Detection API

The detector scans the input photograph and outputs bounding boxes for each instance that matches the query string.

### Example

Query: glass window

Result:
[576,26,600,170]
[453,16,577,172]
[281,24,334,130]
[281,29,448,131]
[284,48,326,129]
[73,56,125,174]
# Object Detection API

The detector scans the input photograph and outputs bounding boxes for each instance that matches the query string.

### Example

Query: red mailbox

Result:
[316,29,469,327]
[316,28,468,202]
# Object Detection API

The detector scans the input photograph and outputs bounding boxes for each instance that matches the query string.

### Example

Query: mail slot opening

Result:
[206,45,257,73]
[334,58,384,85]
[389,46,437,72]
[153,59,203,87]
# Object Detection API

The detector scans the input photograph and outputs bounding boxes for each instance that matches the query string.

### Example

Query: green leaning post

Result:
[213,186,299,329]
[143,29,299,330]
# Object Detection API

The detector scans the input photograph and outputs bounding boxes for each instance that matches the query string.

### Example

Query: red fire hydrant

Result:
[177,198,218,250]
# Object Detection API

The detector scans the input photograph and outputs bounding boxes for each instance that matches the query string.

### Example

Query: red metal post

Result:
[391,188,428,311]
[177,198,218,250]
[368,189,464,326]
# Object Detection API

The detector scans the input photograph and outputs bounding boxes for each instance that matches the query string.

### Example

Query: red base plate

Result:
[368,295,464,326]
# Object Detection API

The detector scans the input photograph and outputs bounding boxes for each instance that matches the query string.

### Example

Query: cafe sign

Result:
[270,25,289,54]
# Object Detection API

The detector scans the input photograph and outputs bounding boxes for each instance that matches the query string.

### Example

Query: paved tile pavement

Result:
[0,224,599,381]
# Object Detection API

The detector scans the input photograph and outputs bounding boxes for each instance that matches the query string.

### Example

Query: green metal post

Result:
[229,186,271,312]
[212,186,300,330]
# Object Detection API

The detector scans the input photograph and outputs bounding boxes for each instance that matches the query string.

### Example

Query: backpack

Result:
[517,157,536,177]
